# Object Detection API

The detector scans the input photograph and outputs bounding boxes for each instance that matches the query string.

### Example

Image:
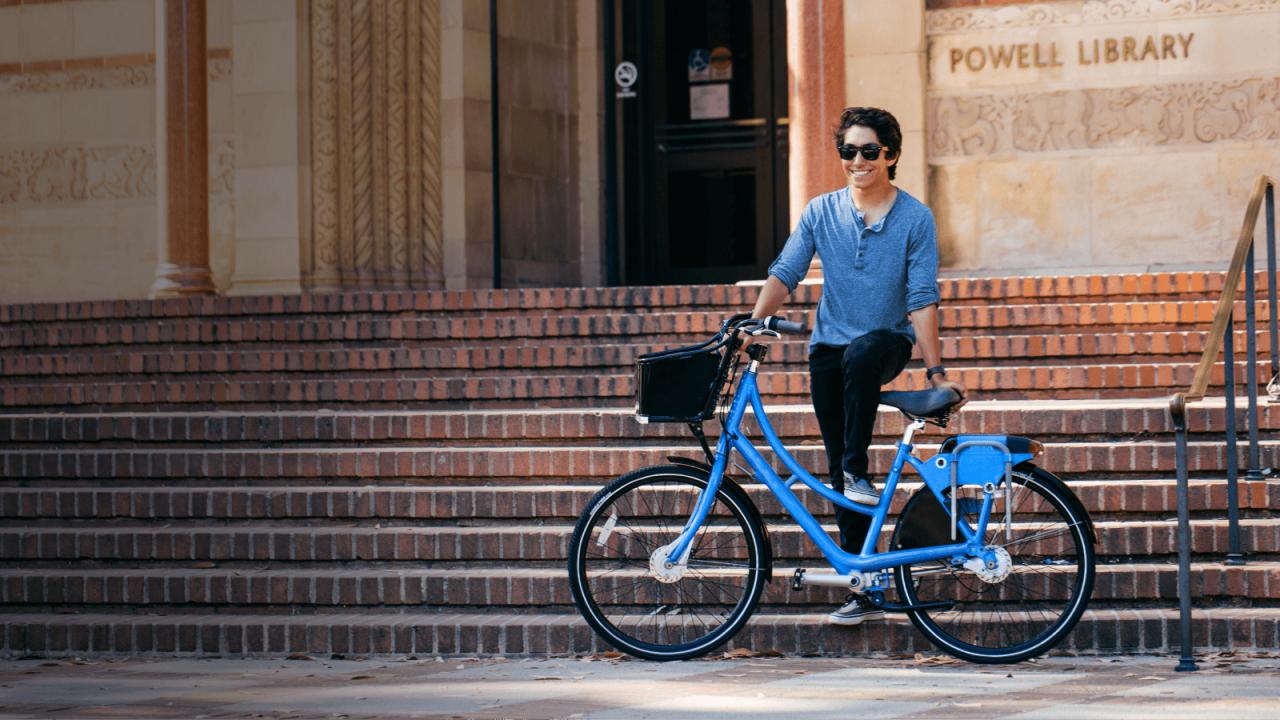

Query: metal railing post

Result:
[1170,393,1199,672]
[1244,246,1263,479]
[1167,177,1274,672]
[1223,315,1244,565]
[1267,185,1278,400]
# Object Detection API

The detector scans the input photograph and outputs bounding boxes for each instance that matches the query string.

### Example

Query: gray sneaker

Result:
[828,594,885,626]
[842,472,881,505]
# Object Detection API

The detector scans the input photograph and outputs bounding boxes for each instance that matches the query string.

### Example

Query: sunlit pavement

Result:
[1,653,1279,719]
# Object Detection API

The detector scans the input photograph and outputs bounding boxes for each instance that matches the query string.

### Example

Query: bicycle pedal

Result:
[791,568,806,591]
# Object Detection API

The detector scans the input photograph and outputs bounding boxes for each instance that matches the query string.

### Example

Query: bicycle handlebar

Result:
[764,316,807,335]
[721,314,808,337]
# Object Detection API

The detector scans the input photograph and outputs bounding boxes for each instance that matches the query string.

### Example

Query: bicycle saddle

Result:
[879,387,962,420]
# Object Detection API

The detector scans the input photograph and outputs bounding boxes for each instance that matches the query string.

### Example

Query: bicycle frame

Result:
[664,355,995,578]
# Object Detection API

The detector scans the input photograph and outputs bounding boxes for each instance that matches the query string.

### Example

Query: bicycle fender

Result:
[1015,462,1098,545]
[917,434,1038,496]
[666,455,712,473]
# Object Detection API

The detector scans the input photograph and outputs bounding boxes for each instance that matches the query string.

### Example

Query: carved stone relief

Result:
[927,0,1280,34]
[0,57,231,95]
[209,58,232,83]
[307,0,444,290]
[210,138,235,196]
[0,143,234,205]
[0,145,151,204]
[0,66,154,94]
[927,2,1079,33]
[930,77,1280,158]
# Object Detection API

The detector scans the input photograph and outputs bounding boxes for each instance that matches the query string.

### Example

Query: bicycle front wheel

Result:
[567,465,767,661]
[891,464,1096,664]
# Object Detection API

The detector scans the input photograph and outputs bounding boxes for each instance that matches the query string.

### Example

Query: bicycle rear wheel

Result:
[891,464,1095,664]
[567,465,767,661]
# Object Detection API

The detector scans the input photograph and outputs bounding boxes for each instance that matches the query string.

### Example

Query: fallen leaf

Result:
[724,648,757,658]
[1140,676,1164,681]
[286,653,313,661]
[533,676,563,681]
[913,653,962,666]
[349,675,373,680]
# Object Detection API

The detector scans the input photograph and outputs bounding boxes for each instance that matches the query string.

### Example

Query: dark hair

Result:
[833,107,902,180]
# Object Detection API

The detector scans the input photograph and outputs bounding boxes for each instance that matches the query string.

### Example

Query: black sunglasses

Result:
[837,143,891,161]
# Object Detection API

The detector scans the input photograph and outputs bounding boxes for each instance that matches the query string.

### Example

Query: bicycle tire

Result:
[890,463,1095,664]
[568,465,768,661]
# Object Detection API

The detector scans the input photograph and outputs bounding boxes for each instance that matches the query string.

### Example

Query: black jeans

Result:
[809,330,913,553]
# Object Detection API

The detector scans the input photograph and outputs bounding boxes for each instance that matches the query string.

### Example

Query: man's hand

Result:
[932,375,968,410]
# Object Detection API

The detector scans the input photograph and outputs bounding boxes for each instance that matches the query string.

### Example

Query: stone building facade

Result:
[0,0,1278,304]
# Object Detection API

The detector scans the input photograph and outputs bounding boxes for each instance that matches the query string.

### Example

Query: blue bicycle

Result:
[568,314,1096,663]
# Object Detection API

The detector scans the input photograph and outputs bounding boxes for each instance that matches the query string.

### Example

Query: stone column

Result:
[307,0,446,291]
[843,0,927,202]
[152,0,216,297]
[787,0,847,226]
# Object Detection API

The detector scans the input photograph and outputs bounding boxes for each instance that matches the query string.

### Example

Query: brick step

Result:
[3,361,1271,410]
[1,563,1273,609]
[3,479,1273,522]
[10,330,1269,378]
[0,271,1253,327]
[3,518,1277,562]
[2,300,1263,351]
[2,440,1276,480]
[1,607,1275,657]
[5,399,1269,446]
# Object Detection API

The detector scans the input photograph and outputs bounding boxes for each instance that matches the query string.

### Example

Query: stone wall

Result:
[494,0,600,289]
[0,0,234,304]
[926,0,1280,272]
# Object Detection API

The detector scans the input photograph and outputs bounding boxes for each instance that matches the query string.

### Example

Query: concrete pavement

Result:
[1,652,1278,719]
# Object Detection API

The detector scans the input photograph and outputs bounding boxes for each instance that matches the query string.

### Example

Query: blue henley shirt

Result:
[767,187,940,351]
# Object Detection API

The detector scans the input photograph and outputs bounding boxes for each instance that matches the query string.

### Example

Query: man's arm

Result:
[909,303,967,404]
[738,275,792,353]
[751,275,791,319]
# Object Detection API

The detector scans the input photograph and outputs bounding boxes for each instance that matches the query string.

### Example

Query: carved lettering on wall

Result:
[945,33,1195,74]
[927,0,1280,34]
[307,0,444,290]
[930,77,1280,158]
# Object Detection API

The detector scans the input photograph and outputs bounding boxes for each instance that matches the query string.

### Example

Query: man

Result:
[748,107,966,626]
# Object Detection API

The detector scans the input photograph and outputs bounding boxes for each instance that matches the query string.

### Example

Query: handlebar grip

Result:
[765,317,807,335]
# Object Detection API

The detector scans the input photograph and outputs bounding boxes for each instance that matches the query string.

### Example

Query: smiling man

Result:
[748,106,966,627]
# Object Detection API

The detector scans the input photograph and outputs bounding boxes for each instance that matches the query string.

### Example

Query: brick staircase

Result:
[1,270,1277,658]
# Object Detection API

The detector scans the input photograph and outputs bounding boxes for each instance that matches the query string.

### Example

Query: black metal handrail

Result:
[1168,175,1277,672]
